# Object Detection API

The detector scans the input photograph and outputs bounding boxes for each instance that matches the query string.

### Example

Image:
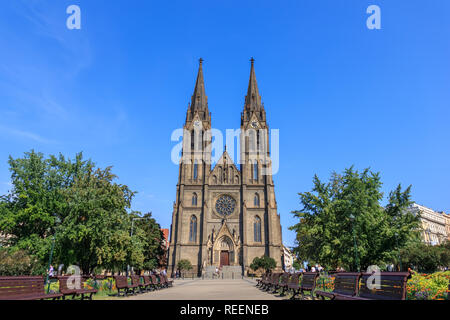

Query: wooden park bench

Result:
[114,275,134,297]
[265,273,282,292]
[162,274,173,287]
[290,272,319,300]
[57,276,98,300]
[141,275,153,292]
[0,276,63,300]
[272,272,290,294]
[157,274,169,288]
[315,273,361,300]
[130,275,142,294]
[150,274,162,290]
[256,273,267,287]
[340,272,410,300]
[281,272,301,296]
[260,273,274,290]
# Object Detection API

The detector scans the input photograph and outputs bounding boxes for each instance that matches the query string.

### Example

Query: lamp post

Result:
[45,215,61,293]
[395,232,402,271]
[349,214,360,272]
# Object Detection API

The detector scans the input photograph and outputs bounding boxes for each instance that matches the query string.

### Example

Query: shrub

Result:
[177,259,193,272]
[0,248,45,276]
[250,256,277,273]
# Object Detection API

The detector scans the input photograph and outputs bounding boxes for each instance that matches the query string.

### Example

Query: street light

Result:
[395,232,402,271]
[45,215,61,293]
[349,214,360,272]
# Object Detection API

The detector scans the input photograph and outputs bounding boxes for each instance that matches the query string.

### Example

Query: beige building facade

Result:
[408,203,447,245]
[444,213,450,243]
[282,245,294,272]
[168,59,283,276]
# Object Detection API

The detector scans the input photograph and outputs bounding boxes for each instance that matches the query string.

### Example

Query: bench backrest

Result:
[131,275,141,286]
[113,276,129,289]
[57,276,85,293]
[279,273,290,285]
[143,275,150,285]
[358,272,410,300]
[287,272,301,286]
[0,276,45,298]
[270,273,282,285]
[150,275,158,285]
[300,272,319,290]
[158,274,166,285]
[332,273,361,296]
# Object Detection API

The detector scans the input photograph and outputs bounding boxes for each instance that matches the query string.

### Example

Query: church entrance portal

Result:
[220,251,230,267]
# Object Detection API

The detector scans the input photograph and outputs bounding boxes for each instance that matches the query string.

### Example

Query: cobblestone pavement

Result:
[125,278,285,300]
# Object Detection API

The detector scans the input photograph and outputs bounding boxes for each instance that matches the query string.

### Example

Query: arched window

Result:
[254,216,261,242]
[253,161,259,181]
[193,161,198,180]
[192,193,198,206]
[189,216,197,242]
[254,193,260,207]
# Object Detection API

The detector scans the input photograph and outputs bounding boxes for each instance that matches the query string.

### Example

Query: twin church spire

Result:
[187,58,264,121]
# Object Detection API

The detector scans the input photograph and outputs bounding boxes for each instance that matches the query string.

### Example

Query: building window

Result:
[193,161,198,180]
[254,216,261,242]
[189,216,197,242]
[192,193,198,206]
[253,161,259,181]
[254,193,260,207]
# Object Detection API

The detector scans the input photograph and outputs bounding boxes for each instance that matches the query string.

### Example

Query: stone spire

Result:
[191,58,208,111]
[244,57,262,110]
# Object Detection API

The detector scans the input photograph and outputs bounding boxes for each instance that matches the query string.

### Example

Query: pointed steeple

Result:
[244,57,262,110]
[191,58,208,111]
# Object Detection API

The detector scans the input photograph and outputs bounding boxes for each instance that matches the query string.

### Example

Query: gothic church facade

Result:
[168,59,283,276]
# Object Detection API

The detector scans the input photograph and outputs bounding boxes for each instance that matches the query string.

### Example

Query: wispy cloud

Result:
[0,125,58,144]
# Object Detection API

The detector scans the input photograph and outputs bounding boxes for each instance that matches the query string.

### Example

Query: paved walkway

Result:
[125,278,284,300]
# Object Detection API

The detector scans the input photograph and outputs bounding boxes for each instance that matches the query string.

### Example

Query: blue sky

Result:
[0,0,449,247]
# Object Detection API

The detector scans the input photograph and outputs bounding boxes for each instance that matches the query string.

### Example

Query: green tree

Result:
[289,167,421,271]
[250,256,277,273]
[57,166,136,274]
[400,241,450,273]
[0,150,92,266]
[131,212,166,272]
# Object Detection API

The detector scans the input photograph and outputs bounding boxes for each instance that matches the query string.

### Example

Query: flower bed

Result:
[406,271,449,300]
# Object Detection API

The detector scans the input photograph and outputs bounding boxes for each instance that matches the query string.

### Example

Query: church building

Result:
[168,59,283,276]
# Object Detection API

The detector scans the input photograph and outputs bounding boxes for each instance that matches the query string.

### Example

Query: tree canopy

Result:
[289,167,421,271]
[0,150,165,275]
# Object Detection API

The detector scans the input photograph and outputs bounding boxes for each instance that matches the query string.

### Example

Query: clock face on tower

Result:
[251,121,258,129]
[215,195,237,217]
[194,121,201,128]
